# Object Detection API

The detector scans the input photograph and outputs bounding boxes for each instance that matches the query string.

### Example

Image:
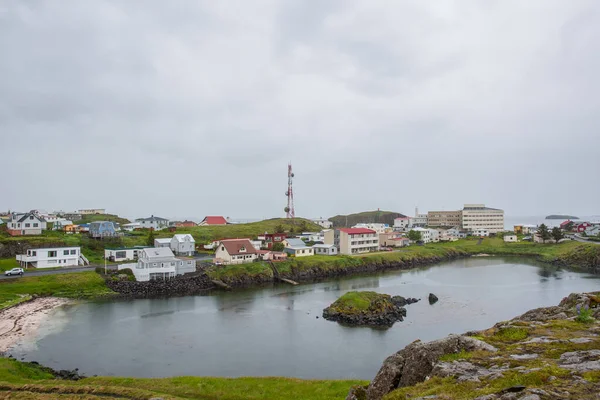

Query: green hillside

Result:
[167,218,322,244]
[328,210,406,228]
[75,213,130,225]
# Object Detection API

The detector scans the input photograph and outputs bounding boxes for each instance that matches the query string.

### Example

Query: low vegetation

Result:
[328,210,405,228]
[0,357,365,400]
[0,272,114,309]
[327,291,390,314]
[74,213,131,225]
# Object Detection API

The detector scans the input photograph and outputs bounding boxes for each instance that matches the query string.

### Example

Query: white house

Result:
[312,218,333,229]
[472,229,490,237]
[122,222,141,231]
[154,238,171,248]
[136,215,170,231]
[170,234,195,256]
[104,246,149,262]
[352,223,390,234]
[6,212,47,236]
[504,234,518,242]
[312,244,338,255]
[214,239,258,265]
[411,227,431,243]
[585,225,600,237]
[16,246,83,268]
[283,238,314,257]
[393,217,412,231]
[428,228,440,243]
[119,247,195,281]
[324,228,379,255]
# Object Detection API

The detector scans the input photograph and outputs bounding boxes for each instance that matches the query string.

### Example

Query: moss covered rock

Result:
[322,291,407,327]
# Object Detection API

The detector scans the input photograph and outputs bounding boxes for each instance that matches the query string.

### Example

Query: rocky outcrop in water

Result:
[322,291,410,327]
[428,293,438,304]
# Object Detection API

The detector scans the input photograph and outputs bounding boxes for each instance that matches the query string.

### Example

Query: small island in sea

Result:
[322,291,419,327]
[545,214,579,220]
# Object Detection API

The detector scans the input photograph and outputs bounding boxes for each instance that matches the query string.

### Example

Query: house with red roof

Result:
[199,216,228,226]
[576,222,592,233]
[324,228,379,255]
[214,239,257,265]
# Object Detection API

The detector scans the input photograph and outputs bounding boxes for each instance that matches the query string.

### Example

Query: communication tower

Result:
[284,163,295,218]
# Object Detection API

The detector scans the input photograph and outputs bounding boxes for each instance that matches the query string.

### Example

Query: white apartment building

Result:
[462,204,504,234]
[472,229,490,237]
[411,227,432,243]
[410,214,428,227]
[119,247,195,281]
[352,223,390,234]
[393,217,412,230]
[17,246,83,268]
[78,208,106,215]
[312,218,333,229]
[324,228,379,255]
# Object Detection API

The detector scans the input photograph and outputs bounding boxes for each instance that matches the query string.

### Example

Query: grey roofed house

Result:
[140,247,176,260]
[284,238,309,248]
[136,215,170,231]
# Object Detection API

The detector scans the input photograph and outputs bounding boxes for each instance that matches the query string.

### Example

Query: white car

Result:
[4,268,24,276]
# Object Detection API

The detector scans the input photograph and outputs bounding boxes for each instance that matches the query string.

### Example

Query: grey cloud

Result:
[1,0,599,220]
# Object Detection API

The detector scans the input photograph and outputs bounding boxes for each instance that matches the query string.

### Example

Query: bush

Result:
[118,268,134,276]
[576,305,594,323]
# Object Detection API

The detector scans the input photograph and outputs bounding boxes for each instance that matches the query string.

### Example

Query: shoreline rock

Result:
[322,291,410,327]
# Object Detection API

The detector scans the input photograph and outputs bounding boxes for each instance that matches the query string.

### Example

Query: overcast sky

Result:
[1,1,599,221]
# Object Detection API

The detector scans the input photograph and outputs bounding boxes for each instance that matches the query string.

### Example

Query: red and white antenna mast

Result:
[284,163,295,218]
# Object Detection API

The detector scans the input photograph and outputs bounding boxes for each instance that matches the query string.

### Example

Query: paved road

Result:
[0,255,214,280]
[569,234,600,245]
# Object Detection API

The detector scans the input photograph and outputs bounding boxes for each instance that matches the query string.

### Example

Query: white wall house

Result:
[6,212,47,236]
[119,247,195,281]
[352,223,390,234]
[393,217,412,230]
[170,234,195,256]
[122,222,141,231]
[411,227,431,243]
[154,238,171,248]
[17,246,82,268]
[283,238,314,257]
[504,234,518,242]
[105,247,148,262]
[136,215,170,231]
[472,229,490,237]
[214,239,258,265]
[312,218,333,229]
[324,228,379,255]
[312,244,338,255]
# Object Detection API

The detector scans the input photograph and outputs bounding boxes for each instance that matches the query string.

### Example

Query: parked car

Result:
[4,268,24,276]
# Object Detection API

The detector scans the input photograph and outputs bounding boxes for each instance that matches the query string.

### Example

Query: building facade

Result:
[17,246,82,268]
[393,217,412,230]
[78,209,106,215]
[214,239,258,265]
[352,223,390,234]
[427,211,462,227]
[89,221,119,238]
[312,244,338,255]
[120,247,195,281]
[136,215,170,231]
[461,204,504,234]
[170,234,195,256]
[105,246,149,262]
[312,218,333,229]
[324,228,379,255]
[6,212,47,236]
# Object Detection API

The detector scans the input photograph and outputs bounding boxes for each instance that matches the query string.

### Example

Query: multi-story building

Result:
[427,210,462,227]
[410,214,428,227]
[324,228,379,255]
[411,227,431,243]
[6,212,47,236]
[461,204,504,234]
[352,223,390,234]
[16,246,84,268]
[136,215,170,231]
[119,247,195,281]
[78,209,106,215]
[312,218,333,229]
[393,217,412,230]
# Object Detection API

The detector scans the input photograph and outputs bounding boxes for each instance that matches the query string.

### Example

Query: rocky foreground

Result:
[323,291,420,327]
[348,292,600,400]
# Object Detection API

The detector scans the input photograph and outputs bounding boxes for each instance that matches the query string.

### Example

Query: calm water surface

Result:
[9,257,600,379]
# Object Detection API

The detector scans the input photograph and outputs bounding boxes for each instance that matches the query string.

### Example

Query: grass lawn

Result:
[0,258,19,272]
[0,357,365,399]
[327,291,389,313]
[0,272,114,309]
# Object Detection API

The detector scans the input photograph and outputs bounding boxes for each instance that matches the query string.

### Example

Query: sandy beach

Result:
[0,297,73,353]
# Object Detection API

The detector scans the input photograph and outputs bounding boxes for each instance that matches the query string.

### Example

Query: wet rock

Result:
[518,395,540,400]
[513,306,568,322]
[432,361,506,382]
[391,296,420,307]
[568,337,594,344]
[558,350,600,372]
[428,293,439,304]
[323,292,408,327]
[345,385,367,400]
[366,335,497,400]
[521,336,560,344]
[105,272,215,299]
[509,354,538,360]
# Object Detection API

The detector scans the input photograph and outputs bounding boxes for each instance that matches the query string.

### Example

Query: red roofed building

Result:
[576,222,592,233]
[560,220,574,230]
[324,228,379,255]
[214,239,257,265]
[199,216,228,226]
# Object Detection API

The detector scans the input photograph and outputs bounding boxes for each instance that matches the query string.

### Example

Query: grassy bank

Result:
[0,357,365,399]
[0,272,114,309]
[207,238,600,282]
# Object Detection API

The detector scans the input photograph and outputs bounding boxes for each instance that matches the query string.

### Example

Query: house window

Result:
[115,251,126,258]
[48,251,57,257]
[25,223,31,227]
[171,262,175,266]
[32,251,36,256]
[64,250,69,255]
[71,250,76,255]
[30,216,33,220]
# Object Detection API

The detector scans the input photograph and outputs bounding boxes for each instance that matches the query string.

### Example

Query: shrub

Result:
[118,268,134,276]
[94,267,104,275]
[576,304,594,324]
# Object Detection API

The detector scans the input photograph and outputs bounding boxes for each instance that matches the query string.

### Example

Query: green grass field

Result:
[0,357,365,399]
[0,272,114,309]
